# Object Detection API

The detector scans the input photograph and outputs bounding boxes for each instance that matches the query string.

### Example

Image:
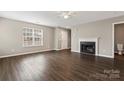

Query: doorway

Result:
[113,22,124,60]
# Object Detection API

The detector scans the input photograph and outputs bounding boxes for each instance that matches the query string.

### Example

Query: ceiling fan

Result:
[58,11,77,19]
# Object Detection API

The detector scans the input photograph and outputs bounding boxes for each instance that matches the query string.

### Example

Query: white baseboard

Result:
[54,48,71,51]
[98,54,114,58]
[71,50,114,58]
[71,50,80,53]
[0,49,53,59]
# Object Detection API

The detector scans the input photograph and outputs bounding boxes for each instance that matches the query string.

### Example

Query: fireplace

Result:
[80,42,95,55]
[79,38,99,56]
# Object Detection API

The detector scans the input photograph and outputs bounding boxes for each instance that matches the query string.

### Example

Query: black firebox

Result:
[80,42,95,55]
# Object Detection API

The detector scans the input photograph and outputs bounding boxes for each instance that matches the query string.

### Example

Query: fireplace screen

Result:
[80,42,95,54]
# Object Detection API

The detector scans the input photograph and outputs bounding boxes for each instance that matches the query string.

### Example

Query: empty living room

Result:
[0,11,124,81]
[1,0,124,93]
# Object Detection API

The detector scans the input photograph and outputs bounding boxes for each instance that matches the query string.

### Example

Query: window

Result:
[23,27,43,47]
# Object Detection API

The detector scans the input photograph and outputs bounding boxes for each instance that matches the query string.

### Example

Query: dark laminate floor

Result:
[0,50,124,81]
[115,53,124,62]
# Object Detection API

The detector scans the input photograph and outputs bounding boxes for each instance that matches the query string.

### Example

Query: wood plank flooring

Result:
[0,50,124,81]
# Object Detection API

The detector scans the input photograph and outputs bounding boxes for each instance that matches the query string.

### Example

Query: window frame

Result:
[22,27,43,47]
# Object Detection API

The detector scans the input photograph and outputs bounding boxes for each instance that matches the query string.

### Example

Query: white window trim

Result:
[22,27,43,47]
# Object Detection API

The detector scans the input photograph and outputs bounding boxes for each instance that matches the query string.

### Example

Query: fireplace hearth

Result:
[80,42,95,55]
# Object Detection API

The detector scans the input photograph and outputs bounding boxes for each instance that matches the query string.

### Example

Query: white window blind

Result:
[23,27,43,47]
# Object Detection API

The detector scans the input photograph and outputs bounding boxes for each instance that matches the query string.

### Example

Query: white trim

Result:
[54,48,71,51]
[98,54,114,58]
[78,37,99,56]
[112,21,124,25]
[112,23,115,58]
[0,49,53,59]
[112,21,124,58]
[22,27,43,47]
[71,50,80,53]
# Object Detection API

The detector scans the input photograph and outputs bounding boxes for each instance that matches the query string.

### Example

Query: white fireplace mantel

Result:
[79,37,99,56]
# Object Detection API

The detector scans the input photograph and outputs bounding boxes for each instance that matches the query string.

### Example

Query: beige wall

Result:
[71,15,124,58]
[115,24,124,51]
[0,17,55,57]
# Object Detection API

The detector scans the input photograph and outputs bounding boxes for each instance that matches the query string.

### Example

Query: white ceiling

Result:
[0,11,124,28]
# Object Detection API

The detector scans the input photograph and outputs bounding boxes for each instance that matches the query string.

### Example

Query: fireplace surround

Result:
[79,38,99,56]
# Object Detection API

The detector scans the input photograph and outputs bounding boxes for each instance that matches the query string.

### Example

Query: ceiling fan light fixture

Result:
[58,11,77,19]
[64,15,69,19]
